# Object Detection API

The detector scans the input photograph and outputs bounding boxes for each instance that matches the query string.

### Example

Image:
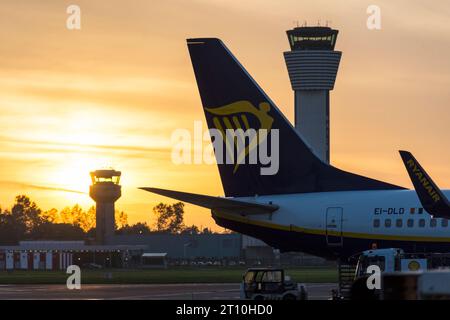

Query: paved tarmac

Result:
[0,283,336,300]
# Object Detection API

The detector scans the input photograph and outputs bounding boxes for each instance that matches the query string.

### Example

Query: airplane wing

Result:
[139,187,279,215]
[399,150,450,219]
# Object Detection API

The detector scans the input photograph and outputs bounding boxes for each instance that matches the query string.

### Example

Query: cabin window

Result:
[407,219,414,228]
[418,208,424,214]
[419,219,425,227]
[430,219,437,228]
[373,219,380,228]
[442,219,449,227]
[384,219,391,228]
[396,219,403,228]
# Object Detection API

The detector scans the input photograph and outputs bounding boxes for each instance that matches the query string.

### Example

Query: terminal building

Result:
[0,241,146,270]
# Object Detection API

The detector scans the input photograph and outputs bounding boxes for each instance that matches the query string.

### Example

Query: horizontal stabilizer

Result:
[399,150,450,219]
[139,187,278,215]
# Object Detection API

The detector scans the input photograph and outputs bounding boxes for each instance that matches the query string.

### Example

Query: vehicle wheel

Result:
[283,294,296,300]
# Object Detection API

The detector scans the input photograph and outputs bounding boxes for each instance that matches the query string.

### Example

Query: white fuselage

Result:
[240,190,450,238]
[218,189,450,257]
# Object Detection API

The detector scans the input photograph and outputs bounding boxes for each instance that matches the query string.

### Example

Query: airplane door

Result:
[326,207,343,247]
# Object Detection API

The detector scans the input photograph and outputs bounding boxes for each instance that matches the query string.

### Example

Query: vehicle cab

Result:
[355,248,403,277]
[240,268,307,300]
[355,248,430,279]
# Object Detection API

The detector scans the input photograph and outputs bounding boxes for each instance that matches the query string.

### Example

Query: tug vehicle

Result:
[240,268,307,300]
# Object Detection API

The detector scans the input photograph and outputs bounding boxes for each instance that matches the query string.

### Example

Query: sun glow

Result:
[47,154,101,204]
[41,110,118,205]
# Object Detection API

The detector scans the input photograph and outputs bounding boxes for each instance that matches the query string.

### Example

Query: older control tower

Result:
[284,26,341,163]
[89,169,121,244]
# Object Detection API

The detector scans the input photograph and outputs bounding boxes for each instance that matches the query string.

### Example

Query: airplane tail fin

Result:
[187,38,403,197]
[399,150,450,218]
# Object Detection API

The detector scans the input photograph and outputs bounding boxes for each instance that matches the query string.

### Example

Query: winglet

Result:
[399,150,450,218]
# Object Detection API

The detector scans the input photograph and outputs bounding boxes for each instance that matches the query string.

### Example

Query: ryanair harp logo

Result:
[205,100,275,174]
[406,158,441,203]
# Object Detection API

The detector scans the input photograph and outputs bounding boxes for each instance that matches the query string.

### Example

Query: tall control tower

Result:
[284,26,341,163]
[89,169,121,244]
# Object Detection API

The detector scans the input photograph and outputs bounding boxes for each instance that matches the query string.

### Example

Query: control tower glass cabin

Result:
[89,169,122,244]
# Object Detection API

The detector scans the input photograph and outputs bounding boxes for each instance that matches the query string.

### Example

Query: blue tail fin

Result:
[399,150,450,219]
[187,38,403,197]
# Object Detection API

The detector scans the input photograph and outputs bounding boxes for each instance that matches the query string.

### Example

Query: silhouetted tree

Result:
[0,195,210,244]
[40,208,58,223]
[153,202,185,233]
[117,222,151,235]
[0,196,96,243]
[30,222,85,240]
[83,206,96,232]
[0,208,23,244]
[181,224,200,235]
[11,195,43,234]
[202,227,212,234]
[115,210,128,229]
[41,205,96,232]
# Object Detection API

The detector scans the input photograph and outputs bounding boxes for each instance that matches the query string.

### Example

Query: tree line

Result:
[0,195,216,245]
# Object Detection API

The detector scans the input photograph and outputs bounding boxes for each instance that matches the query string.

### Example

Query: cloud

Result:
[0,180,87,195]
[0,135,170,154]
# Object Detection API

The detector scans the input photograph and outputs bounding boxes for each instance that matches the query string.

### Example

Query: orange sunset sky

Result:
[0,0,449,231]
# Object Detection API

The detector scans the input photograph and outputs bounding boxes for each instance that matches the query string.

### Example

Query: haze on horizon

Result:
[0,0,449,230]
